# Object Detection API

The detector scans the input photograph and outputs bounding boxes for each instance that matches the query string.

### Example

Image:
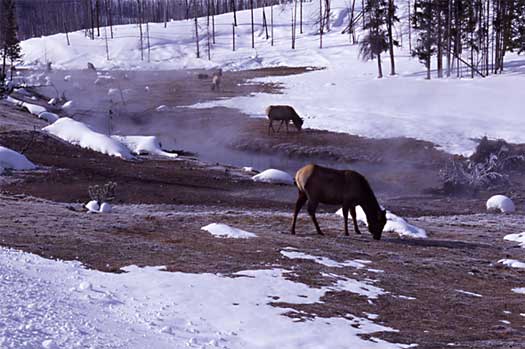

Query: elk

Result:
[291,164,387,240]
[265,105,304,135]
[211,69,222,91]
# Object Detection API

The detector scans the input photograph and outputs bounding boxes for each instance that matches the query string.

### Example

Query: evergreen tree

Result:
[1,0,21,83]
[386,0,399,75]
[359,0,389,78]
[412,0,435,79]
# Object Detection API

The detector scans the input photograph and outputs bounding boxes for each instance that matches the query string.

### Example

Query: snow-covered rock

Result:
[0,146,36,174]
[37,111,59,123]
[43,118,133,159]
[336,206,427,239]
[111,135,177,158]
[85,200,100,213]
[201,223,257,239]
[5,96,47,116]
[504,232,525,247]
[99,202,112,213]
[252,169,294,185]
[497,259,525,269]
[61,100,74,110]
[486,195,515,213]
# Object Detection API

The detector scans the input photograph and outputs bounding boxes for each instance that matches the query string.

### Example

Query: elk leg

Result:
[307,200,324,236]
[285,121,289,133]
[290,191,307,235]
[268,120,274,135]
[277,120,285,132]
[342,204,350,236]
[349,205,361,235]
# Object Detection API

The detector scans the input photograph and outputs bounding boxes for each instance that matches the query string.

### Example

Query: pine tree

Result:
[412,0,435,79]
[386,0,399,75]
[359,0,389,78]
[1,0,21,83]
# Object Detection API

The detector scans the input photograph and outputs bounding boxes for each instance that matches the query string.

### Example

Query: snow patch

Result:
[201,223,257,239]
[336,206,427,239]
[0,146,36,173]
[486,195,515,213]
[111,135,177,158]
[456,289,483,298]
[281,250,370,269]
[252,169,294,185]
[503,232,525,247]
[38,111,60,123]
[43,118,133,159]
[497,259,525,269]
[512,288,525,295]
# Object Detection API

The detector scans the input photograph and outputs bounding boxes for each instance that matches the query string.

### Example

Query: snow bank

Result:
[498,259,525,269]
[486,195,515,213]
[0,146,36,174]
[252,169,294,185]
[37,111,60,123]
[111,135,178,158]
[43,118,133,159]
[503,232,525,247]
[281,250,370,269]
[512,288,525,295]
[5,96,47,116]
[201,223,257,239]
[0,247,412,349]
[85,200,100,213]
[336,206,427,239]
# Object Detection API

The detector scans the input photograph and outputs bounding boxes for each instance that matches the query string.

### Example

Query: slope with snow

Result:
[19,0,525,155]
[0,247,412,349]
[0,146,36,174]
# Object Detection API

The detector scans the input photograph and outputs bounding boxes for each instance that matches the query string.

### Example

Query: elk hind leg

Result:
[307,200,324,236]
[349,205,361,235]
[290,190,307,235]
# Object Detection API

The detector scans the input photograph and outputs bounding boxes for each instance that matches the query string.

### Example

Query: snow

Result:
[252,169,294,185]
[43,118,133,159]
[85,200,100,213]
[456,289,483,298]
[201,223,257,239]
[503,232,525,247]
[336,206,427,239]
[5,96,47,116]
[111,135,178,158]
[486,195,516,213]
[19,0,525,155]
[0,247,412,348]
[281,250,370,269]
[61,100,74,110]
[512,288,525,295]
[38,111,60,123]
[99,202,112,213]
[0,146,36,174]
[497,259,525,269]
[155,105,168,112]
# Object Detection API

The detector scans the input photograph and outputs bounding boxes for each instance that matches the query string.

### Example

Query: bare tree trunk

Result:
[300,0,303,34]
[194,8,200,58]
[377,53,383,78]
[319,0,323,48]
[232,23,236,51]
[137,0,144,61]
[250,0,255,48]
[387,0,396,75]
[324,0,330,31]
[207,0,211,59]
[164,0,168,28]
[408,0,411,52]
[271,5,274,46]
[232,0,237,26]
[437,4,442,78]
[348,0,356,44]
[212,0,216,44]
[262,6,269,40]
[446,0,452,77]
[95,0,101,37]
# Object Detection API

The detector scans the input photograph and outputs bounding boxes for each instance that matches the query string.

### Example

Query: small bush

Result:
[88,181,117,204]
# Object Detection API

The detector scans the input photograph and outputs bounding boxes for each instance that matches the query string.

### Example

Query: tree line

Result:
[358,0,525,78]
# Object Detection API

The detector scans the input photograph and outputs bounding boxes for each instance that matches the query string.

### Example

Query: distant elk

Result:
[211,69,222,91]
[265,105,304,135]
[291,164,387,240]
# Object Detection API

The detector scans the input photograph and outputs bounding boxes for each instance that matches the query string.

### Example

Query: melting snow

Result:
[252,169,294,185]
[504,232,525,247]
[0,247,412,348]
[336,206,427,239]
[281,250,370,269]
[456,289,483,298]
[0,146,36,174]
[201,223,257,239]
[497,259,525,269]
[112,135,178,158]
[486,195,515,213]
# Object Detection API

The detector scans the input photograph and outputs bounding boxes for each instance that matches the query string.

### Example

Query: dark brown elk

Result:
[265,105,304,135]
[291,164,386,240]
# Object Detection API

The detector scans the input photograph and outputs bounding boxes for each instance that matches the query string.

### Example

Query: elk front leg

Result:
[290,191,307,235]
[349,205,361,235]
[342,204,350,236]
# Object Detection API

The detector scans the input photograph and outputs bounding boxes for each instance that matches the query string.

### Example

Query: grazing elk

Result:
[266,105,304,135]
[291,164,387,240]
[211,69,222,91]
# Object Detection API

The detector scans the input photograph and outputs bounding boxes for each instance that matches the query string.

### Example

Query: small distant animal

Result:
[265,105,304,135]
[87,62,97,71]
[211,69,222,91]
[291,164,387,240]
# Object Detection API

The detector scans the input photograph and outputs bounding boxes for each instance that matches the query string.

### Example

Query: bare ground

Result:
[1,67,524,348]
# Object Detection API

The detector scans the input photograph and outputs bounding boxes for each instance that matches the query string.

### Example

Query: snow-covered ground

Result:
[0,146,36,174]
[0,247,413,349]
[20,0,525,155]
[201,223,257,239]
